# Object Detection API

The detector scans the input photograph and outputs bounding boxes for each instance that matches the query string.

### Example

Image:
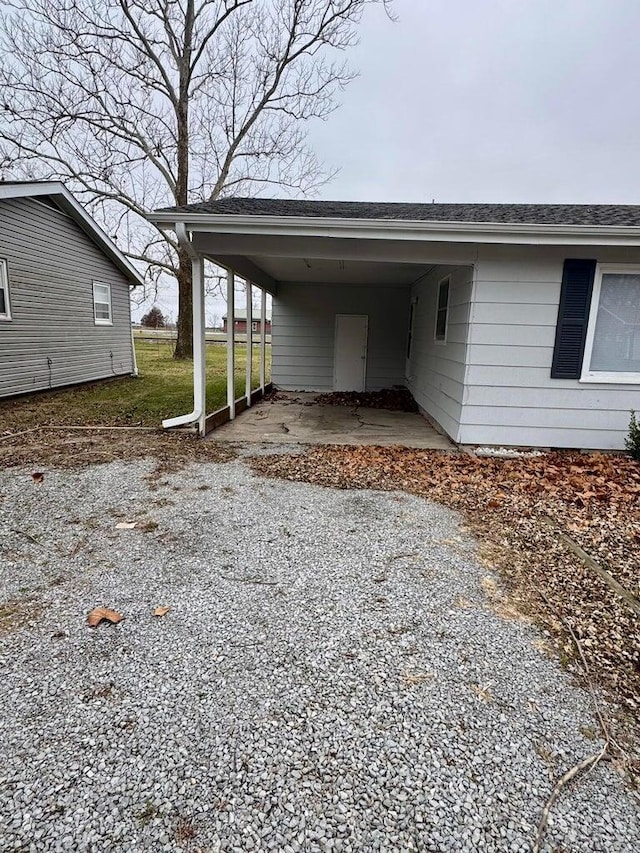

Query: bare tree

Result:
[0,0,394,359]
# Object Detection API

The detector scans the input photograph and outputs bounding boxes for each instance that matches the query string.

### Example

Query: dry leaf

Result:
[115,521,137,530]
[31,472,44,484]
[87,607,123,628]
[153,606,171,617]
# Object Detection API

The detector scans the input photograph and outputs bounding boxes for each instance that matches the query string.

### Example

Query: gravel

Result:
[0,456,638,852]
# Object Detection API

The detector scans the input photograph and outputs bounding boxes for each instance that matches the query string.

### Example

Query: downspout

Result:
[129,300,139,377]
[162,222,206,433]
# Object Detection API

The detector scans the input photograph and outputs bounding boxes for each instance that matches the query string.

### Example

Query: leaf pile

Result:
[313,389,419,412]
[250,446,640,718]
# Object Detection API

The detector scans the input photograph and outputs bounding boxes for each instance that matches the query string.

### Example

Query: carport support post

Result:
[245,281,252,406]
[226,268,235,420]
[259,288,266,391]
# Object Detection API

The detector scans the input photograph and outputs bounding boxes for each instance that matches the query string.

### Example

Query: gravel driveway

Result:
[0,457,637,852]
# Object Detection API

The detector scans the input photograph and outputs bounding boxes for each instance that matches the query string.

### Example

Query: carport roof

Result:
[155,197,640,227]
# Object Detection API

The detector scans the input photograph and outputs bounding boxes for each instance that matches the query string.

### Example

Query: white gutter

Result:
[148,211,640,247]
[161,222,206,432]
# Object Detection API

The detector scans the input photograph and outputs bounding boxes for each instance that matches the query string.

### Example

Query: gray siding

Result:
[459,247,640,449]
[0,197,134,398]
[406,265,474,442]
[272,282,410,391]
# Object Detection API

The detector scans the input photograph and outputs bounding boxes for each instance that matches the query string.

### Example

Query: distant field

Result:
[1,339,271,430]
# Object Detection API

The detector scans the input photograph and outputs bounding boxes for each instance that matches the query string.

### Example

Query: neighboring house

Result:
[150,198,640,450]
[0,182,143,398]
[221,307,272,334]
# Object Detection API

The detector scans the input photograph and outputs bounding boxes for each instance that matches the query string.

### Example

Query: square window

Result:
[93,282,112,325]
[582,266,640,382]
[434,276,450,342]
[0,259,10,320]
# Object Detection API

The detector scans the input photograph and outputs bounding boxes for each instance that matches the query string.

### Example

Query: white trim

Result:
[581,263,640,384]
[0,258,11,321]
[148,210,640,247]
[434,274,451,344]
[92,281,113,325]
[0,182,145,286]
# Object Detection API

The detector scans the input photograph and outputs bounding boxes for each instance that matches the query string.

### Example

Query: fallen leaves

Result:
[87,607,123,628]
[115,521,137,530]
[31,471,44,484]
[153,606,171,617]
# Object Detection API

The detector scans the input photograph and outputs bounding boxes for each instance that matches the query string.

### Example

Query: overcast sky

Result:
[310,0,640,205]
[143,0,640,321]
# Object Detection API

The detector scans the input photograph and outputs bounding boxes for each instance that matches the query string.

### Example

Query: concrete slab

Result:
[209,392,455,449]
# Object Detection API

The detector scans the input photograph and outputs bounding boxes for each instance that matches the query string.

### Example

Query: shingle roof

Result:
[156,197,640,227]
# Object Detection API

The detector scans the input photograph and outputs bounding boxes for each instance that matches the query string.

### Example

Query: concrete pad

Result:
[210,393,455,449]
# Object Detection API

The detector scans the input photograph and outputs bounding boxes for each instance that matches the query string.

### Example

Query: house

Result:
[150,198,640,450]
[0,181,143,398]
[221,307,272,334]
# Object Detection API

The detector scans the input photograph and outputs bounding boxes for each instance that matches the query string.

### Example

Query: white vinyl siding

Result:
[0,197,134,398]
[93,282,112,324]
[406,265,474,442]
[459,247,640,450]
[0,258,10,320]
[271,282,410,392]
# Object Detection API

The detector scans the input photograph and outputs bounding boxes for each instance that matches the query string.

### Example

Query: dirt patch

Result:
[249,445,640,725]
[0,427,237,471]
[0,597,44,635]
[313,389,419,412]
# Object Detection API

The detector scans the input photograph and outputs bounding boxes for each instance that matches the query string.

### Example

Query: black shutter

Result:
[550,259,597,379]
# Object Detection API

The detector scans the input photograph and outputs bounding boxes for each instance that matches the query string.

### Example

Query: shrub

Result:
[624,410,640,460]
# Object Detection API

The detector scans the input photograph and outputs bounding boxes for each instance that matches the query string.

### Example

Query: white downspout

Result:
[130,309,139,377]
[162,222,206,434]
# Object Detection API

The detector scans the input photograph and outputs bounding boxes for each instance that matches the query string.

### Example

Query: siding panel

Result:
[406,265,474,442]
[272,282,410,391]
[461,252,640,449]
[0,197,134,398]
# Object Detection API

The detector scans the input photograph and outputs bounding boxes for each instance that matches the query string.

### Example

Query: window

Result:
[434,275,450,342]
[93,282,112,325]
[406,297,416,359]
[582,265,640,382]
[251,321,258,332]
[0,259,11,320]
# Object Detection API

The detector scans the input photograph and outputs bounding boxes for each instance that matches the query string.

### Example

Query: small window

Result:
[251,321,258,332]
[0,259,11,320]
[406,298,416,359]
[93,282,112,325]
[434,276,450,342]
[582,265,640,382]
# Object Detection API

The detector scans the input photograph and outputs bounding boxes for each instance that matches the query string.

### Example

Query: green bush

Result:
[624,410,640,460]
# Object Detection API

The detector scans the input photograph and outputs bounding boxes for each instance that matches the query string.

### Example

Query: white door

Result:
[334,314,368,391]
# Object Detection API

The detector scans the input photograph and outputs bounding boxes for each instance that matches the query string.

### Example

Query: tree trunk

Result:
[174,249,193,360]
[173,0,195,360]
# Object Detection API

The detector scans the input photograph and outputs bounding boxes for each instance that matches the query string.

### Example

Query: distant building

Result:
[222,307,272,334]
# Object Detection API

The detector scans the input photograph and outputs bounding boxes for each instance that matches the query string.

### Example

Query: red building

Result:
[222,308,272,334]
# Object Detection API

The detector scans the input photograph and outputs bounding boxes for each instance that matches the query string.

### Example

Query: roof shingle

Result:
[156,197,640,227]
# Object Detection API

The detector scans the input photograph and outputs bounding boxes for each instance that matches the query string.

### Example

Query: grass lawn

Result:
[1,340,271,430]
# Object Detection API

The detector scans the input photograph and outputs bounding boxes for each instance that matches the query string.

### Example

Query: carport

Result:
[149,198,480,440]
